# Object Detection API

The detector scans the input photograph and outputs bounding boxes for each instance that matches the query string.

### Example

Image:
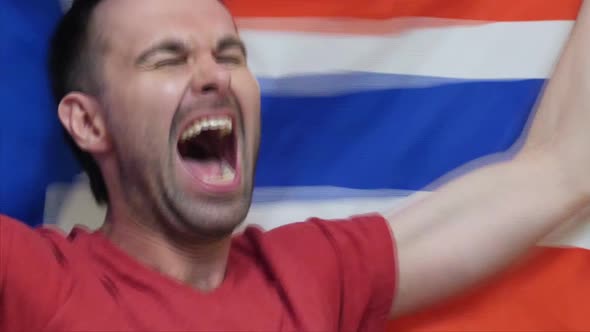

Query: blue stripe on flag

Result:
[255,79,544,190]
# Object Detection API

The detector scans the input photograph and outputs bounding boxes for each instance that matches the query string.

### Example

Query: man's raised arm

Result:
[387,0,590,318]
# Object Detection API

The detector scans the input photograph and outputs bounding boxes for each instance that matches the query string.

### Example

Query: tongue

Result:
[183,159,223,180]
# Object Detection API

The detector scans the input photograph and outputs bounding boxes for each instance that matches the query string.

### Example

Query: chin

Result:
[164,189,252,239]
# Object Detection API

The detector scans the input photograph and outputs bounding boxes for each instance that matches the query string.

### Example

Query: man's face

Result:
[94,0,260,237]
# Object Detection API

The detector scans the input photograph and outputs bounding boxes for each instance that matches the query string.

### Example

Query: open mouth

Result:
[177,115,239,190]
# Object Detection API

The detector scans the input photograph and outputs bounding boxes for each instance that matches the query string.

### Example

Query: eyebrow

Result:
[216,36,247,58]
[135,39,191,65]
[135,35,247,65]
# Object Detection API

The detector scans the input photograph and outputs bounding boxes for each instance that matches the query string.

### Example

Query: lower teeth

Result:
[221,162,236,181]
[205,161,235,183]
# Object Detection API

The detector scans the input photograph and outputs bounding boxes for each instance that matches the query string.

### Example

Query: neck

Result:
[100,208,232,292]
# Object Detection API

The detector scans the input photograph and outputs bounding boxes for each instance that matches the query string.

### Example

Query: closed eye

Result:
[215,36,247,67]
[154,56,187,68]
[216,55,244,65]
[136,38,192,69]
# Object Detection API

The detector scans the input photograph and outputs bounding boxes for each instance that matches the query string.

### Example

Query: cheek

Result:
[161,80,183,96]
[135,78,186,125]
[232,73,261,159]
[232,72,261,128]
[135,77,185,114]
[108,77,188,150]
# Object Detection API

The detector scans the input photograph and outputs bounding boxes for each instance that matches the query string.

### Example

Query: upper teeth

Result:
[180,116,232,142]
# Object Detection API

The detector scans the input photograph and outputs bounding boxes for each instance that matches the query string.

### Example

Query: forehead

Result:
[95,0,237,51]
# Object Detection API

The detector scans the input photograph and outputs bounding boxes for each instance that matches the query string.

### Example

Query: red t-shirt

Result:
[0,213,396,331]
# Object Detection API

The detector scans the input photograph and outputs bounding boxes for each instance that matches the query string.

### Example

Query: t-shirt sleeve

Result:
[313,214,397,331]
[0,214,70,331]
[252,213,396,331]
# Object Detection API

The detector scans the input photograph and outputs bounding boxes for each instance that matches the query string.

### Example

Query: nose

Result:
[189,54,231,96]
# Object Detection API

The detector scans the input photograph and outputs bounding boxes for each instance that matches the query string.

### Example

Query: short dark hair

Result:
[48,0,108,204]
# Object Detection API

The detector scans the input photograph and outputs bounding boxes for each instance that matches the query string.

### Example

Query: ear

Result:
[58,93,111,154]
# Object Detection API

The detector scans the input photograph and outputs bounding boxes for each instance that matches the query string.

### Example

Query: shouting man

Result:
[1,0,590,331]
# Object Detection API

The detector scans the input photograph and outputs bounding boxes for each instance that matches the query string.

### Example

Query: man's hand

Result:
[386,1,590,319]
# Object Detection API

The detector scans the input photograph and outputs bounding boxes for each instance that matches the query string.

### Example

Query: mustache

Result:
[177,95,235,116]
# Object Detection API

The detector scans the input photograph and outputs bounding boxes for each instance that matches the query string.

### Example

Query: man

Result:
[1,0,589,330]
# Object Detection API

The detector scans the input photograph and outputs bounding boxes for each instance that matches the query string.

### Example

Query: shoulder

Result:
[0,214,83,331]
[0,214,81,262]
[233,213,396,330]
[239,212,390,240]
[235,213,391,261]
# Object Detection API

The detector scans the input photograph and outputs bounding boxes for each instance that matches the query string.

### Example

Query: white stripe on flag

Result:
[46,179,590,250]
[242,21,573,80]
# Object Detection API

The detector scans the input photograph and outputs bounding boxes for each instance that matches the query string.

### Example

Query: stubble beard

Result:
[115,98,258,242]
